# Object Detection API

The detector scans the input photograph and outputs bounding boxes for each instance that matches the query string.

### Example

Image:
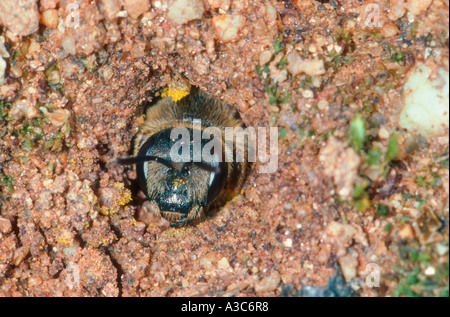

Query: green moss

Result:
[0,171,13,193]
[306,128,315,138]
[366,147,382,166]
[14,121,44,152]
[255,65,262,76]
[393,241,449,297]
[267,83,291,106]
[352,181,372,212]
[43,131,65,152]
[353,184,367,199]
[0,101,11,121]
[349,115,366,152]
[327,50,355,72]
[415,176,426,187]
[385,134,400,163]
[384,223,393,232]
[19,156,30,163]
[385,44,406,63]
[376,204,391,217]
[390,50,405,62]
[48,162,54,173]
[273,38,284,55]
[334,27,353,44]
[278,57,287,69]
[354,197,371,212]
[278,127,287,139]
[49,82,64,95]
[80,57,98,73]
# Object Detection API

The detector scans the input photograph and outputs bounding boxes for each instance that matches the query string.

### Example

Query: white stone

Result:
[167,0,205,25]
[399,61,449,137]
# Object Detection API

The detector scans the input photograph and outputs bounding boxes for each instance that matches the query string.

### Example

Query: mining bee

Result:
[118,87,252,227]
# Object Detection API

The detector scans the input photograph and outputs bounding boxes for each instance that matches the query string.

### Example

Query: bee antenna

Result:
[117,156,174,169]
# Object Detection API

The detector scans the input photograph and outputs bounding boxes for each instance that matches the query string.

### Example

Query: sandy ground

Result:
[0,0,448,296]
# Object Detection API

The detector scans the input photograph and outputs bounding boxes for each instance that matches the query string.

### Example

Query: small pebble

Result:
[99,0,121,20]
[405,0,433,16]
[301,89,314,99]
[283,238,293,248]
[380,22,400,38]
[9,64,23,78]
[218,257,233,272]
[317,99,329,110]
[259,50,273,66]
[206,0,230,11]
[287,51,326,77]
[212,14,246,43]
[40,9,59,28]
[378,126,390,139]
[122,0,150,19]
[389,0,406,21]
[339,254,358,281]
[424,266,435,276]
[255,272,281,293]
[167,0,205,25]
[0,216,12,234]
[47,109,70,127]
[0,58,6,85]
[0,0,39,36]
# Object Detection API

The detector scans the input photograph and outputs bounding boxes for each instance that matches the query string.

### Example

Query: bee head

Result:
[118,128,228,225]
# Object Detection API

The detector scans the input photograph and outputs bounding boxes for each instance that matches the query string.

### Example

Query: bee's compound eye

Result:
[206,160,228,205]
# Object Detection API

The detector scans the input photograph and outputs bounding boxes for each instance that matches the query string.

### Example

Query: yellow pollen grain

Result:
[161,83,190,102]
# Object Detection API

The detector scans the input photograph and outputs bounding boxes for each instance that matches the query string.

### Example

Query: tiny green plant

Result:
[349,115,366,152]
[0,171,13,192]
[273,38,284,55]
